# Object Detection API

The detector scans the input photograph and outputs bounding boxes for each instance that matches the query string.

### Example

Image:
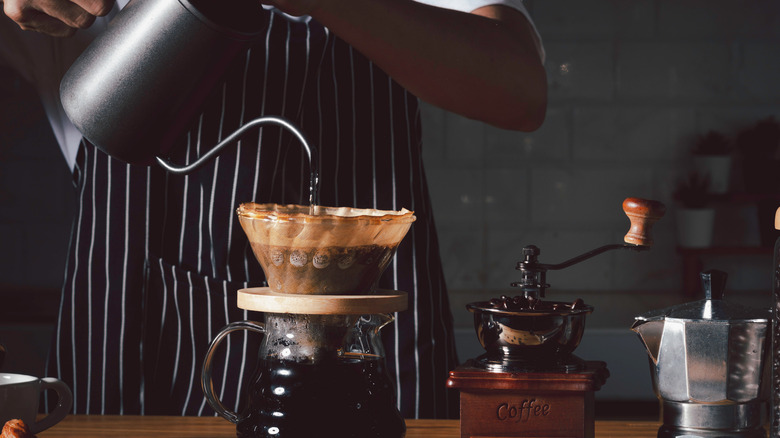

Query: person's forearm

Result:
[309,0,547,131]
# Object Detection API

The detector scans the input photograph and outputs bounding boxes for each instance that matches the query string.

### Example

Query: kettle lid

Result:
[638,270,769,322]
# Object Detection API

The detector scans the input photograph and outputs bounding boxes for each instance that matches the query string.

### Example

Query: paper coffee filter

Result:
[237,203,415,247]
[236,203,416,294]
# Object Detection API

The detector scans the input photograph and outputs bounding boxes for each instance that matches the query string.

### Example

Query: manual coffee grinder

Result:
[201,203,416,438]
[447,197,666,438]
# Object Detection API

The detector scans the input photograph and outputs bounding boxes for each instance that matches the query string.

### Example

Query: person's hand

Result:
[1,0,115,37]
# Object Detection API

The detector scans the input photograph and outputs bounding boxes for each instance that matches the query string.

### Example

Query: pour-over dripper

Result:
[237,203,415,294]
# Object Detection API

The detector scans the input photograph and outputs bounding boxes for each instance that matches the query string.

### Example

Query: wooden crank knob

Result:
[623,197,666,246]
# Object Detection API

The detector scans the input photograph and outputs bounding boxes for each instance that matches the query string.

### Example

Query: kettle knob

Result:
[622,198,666,246]
[701,269,727,300]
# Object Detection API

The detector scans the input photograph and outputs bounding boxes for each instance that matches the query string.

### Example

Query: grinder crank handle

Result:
[622,197,666,247]
[513,197,666,297]
[525,197,667,272]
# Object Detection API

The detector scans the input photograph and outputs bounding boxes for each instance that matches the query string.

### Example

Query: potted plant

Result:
[736,116,780,246]
[691,130,732,194]
[673,172,715,248]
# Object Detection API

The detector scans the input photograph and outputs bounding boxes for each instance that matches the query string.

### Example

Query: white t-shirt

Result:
[0,0,542,170]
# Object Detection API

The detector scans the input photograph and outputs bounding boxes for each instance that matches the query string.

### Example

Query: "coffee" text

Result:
[496,399,551,423]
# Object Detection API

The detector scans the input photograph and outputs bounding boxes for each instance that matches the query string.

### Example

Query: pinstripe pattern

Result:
[47,12,457,419]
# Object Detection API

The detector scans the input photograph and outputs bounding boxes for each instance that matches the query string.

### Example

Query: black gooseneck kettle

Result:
[60,0,317,184]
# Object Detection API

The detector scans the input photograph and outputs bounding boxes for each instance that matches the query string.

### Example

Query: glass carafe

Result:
[202,312,405,438]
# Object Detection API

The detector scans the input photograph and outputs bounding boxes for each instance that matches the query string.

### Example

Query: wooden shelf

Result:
[675,189,779,296]
[677,246,772,256]
[706,192,780,203]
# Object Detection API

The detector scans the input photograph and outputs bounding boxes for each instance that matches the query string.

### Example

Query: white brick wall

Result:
[424,0,780,299]
[422,0,780,398]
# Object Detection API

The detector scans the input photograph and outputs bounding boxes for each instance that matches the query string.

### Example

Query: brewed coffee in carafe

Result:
[234,314,404,437]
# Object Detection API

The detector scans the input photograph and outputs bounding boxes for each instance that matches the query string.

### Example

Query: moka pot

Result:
[632,270,770,438]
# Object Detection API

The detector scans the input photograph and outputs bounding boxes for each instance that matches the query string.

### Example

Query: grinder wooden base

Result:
[447,360,609,438]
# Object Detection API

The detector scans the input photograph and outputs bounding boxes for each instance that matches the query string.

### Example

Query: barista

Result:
[0,0,546,419]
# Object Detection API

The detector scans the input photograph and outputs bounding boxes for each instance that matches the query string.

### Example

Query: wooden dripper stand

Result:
[447,197,665,438]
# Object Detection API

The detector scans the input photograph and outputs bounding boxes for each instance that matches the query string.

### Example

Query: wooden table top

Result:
[36,415,662,437]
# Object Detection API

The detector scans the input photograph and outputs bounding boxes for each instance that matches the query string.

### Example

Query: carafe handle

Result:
[201,320,265,423]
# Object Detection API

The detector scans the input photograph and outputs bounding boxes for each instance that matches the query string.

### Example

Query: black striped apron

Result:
[46,11,459,419]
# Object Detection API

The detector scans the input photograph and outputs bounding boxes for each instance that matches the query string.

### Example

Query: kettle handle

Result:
[201,320,266,423]
[156,116,319,204]
[623,197,666,246]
